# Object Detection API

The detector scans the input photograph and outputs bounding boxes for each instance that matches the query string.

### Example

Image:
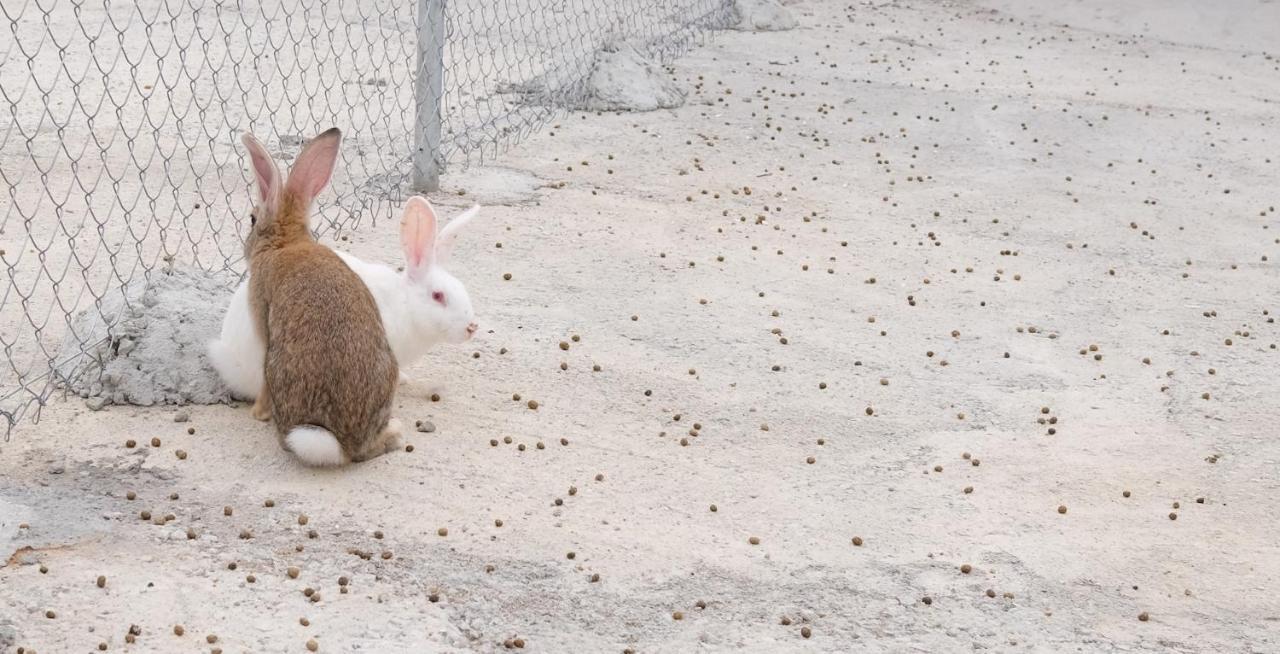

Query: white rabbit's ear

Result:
[436,205,480,265]
[241,132,280,209]
[284,127,341,206]
[400,195,438,273]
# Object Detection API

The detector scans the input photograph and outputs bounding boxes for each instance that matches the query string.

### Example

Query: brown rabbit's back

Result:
[260,242,398,459]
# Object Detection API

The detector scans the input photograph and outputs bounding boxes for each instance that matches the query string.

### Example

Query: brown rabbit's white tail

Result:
[285,426,347,466]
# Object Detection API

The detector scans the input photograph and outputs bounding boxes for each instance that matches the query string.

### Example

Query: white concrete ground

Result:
[3,0,1279,652]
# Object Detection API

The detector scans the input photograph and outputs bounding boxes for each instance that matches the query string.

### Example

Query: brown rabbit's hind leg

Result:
[348,419,403,463]
[250,383,272,422]
[378,418,404,454]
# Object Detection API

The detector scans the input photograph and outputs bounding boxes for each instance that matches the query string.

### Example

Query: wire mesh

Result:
[0,0,734,437]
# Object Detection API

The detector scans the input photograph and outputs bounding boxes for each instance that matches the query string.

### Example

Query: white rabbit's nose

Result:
[465,322,478,338]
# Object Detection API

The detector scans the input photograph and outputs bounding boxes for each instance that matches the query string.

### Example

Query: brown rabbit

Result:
[240,127,401,465]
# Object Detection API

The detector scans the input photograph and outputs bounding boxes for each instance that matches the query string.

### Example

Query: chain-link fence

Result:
[1,0,738,437]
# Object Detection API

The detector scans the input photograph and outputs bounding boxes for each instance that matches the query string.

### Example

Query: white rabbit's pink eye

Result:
[432,291,447,306]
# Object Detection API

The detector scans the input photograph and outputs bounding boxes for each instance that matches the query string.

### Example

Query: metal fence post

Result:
[413,0,446,192]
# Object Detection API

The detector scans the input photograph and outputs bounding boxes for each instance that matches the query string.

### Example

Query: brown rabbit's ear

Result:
[400,195,438,273]
[241,132,280,210]
[284,127,342,205]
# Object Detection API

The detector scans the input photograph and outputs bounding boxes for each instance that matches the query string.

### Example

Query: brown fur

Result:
[242,128,400,463]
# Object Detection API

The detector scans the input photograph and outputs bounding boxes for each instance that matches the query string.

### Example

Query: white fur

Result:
[285,425,347,466]
[207,280,265,399]
[207,204,479,400]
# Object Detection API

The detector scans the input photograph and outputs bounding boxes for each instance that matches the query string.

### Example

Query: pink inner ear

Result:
[400,196,438,271]
[242,134,278,205]
[284,128,341,204]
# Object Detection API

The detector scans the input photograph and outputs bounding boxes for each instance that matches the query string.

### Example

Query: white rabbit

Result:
[208,196,480,400]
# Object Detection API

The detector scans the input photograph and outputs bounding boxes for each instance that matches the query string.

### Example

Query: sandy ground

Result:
[3,0,1280,651]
